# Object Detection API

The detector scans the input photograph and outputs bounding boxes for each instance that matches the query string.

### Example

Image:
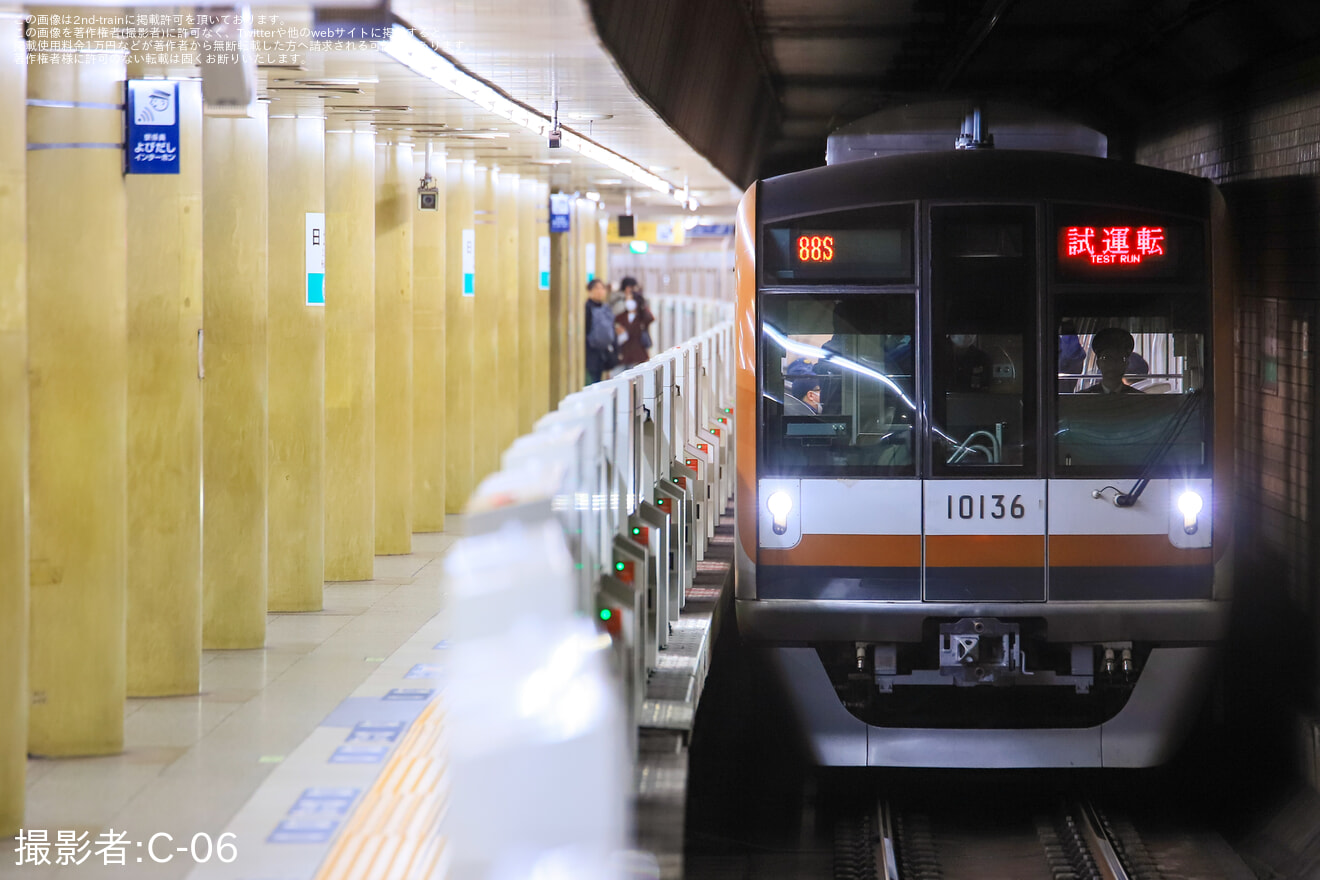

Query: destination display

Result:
[762,204,914,285]
[1055,208,1203,282]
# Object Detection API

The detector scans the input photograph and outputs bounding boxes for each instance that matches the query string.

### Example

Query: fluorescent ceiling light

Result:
[381,24,675,196]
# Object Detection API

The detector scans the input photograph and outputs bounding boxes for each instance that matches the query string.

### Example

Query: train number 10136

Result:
[946,494,1025,520]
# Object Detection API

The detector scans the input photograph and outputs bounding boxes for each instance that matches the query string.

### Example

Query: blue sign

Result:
[404,663,442,680]
[689,224,734,238]
[346,721,406,744]
[328,744,389,764]
[266,787,359,844]
[384,688,435,701]
[549,193,572,233]
[126,80,179,175]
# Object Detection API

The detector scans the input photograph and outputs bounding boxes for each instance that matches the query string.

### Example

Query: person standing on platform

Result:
[585,278,618,385]
[614,285,655,369]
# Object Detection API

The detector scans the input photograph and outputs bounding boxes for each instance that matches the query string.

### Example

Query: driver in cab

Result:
[1081,327,1144,395]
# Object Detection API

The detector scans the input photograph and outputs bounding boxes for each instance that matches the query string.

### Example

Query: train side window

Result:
[761,294,916,476]
[930,205,1037,473]
[1055,307,1209,474]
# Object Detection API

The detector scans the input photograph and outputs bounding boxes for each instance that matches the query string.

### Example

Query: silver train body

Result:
[732,148,1234,767]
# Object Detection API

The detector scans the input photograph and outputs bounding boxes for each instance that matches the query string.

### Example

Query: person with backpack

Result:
[584,279,618,385]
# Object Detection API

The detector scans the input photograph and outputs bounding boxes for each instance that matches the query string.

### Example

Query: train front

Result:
[733,150,1234,768]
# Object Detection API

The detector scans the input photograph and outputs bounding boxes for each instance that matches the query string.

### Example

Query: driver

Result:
[1081,327,1144,395]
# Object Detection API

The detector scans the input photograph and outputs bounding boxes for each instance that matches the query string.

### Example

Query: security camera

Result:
[548,127,562,149]
[417,175,438,211]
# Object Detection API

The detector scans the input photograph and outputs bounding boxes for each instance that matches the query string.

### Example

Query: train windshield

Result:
[1055,297,1208,475]
[760,294,916,475]
[930,205,1038,473]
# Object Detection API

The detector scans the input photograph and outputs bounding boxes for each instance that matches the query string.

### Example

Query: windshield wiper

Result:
[1113,388,1203,507]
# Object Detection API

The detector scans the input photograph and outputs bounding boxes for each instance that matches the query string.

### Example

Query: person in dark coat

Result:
[584,279,617,384]
[614,287,655,368]
[1058,319,1085,393]
[784,376,822,414]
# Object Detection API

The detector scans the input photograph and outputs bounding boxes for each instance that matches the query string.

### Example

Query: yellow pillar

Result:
[496,171,520,452]
[413,146,446,530]
[27,53,126,754]
[126,80,203,694]
[325,129,376,580]
[445,160,474,512]
[549,220,571,401]
[267,115,324,611]
[516,178,537,434]
[576,200,591,389]
[472,166,499,483]
[569,200,585,391]
[375,140,413,554]
[202,107,269,649]
[534,182,551,414]
[1,12,28,832]
[597,213,609,288]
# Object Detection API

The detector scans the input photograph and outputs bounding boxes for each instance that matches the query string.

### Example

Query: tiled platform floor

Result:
[3,529,457,880]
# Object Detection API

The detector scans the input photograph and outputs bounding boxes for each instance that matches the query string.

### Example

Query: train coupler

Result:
[937,617,1025,686]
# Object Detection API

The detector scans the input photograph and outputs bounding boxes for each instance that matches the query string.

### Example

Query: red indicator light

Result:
[1062,226,1165,266]
[796,234,835,263]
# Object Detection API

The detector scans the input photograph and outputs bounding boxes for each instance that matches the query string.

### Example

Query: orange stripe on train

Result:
[925,534,1044,568]
[1049,534,1212,567]
[735,183,759,563]
[761,534,921,567]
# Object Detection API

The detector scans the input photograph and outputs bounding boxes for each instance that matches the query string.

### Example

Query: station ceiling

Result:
[587,0,1320,183]
[170,0,746,222]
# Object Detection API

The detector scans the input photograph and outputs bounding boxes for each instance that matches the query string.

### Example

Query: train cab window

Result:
[1055,308,1209,474]
[761,294,916,476]
[930,205,1037,473]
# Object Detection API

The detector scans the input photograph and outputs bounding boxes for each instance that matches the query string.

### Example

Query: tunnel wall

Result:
[1134,54,1320,756]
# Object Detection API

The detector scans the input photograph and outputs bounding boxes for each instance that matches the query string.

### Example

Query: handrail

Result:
[948,428,1002,464]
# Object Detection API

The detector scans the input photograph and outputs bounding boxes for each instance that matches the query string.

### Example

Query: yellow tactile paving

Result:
[315,698,448,880]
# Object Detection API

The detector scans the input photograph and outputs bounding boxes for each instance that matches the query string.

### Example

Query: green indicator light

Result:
[724,407,731,413]
[632,527,641,535]
[615,561,625,571]
[600,608,612,621]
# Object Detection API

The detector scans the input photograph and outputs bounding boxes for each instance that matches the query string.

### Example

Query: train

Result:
[732,106,1233,767]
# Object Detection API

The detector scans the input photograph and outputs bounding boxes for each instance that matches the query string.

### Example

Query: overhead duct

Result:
[826,99,1106,165]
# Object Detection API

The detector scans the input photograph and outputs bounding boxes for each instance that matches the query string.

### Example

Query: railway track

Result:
[835,794,1255,880]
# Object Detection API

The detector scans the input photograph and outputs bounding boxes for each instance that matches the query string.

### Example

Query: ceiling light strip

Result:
[380,24,674,196]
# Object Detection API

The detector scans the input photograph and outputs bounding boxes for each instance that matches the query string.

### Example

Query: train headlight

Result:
[766,491,793,535]
[1177,490,1203,535]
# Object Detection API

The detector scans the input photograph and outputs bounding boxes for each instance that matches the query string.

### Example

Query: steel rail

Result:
[1075,798,1131,880]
